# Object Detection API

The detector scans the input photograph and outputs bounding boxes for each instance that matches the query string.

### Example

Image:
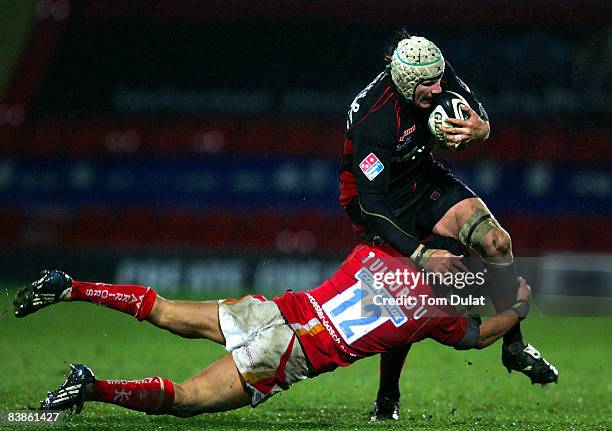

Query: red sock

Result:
[90,377,175,414]
[70,281,157,320]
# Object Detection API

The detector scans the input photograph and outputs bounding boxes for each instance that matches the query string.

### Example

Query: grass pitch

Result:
[0,285,610,430]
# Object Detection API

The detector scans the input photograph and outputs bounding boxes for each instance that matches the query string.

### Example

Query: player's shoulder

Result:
[357,71,394,104]
[442,61,472,94]
[347,72,401,141]
[442,60,460,81]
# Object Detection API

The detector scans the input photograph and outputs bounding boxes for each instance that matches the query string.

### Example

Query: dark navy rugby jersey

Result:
[339,62,488,257]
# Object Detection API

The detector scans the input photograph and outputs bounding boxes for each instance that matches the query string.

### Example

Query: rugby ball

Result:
[428,91,470,151]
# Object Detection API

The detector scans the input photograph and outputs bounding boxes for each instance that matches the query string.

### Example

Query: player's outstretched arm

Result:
[475,277,530,349]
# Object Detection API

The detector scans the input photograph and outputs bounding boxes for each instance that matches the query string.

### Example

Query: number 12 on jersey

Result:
[322,279,386,345]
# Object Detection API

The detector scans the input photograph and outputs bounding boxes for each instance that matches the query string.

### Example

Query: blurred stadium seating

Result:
[1,0,610,278]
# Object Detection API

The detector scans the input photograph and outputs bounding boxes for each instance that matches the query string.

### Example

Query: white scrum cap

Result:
[390,36,445,102]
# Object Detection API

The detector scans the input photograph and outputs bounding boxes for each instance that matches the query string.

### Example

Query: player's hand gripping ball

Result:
[428,91,470,152]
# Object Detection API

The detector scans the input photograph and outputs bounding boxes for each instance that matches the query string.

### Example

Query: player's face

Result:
[413,78,442,109]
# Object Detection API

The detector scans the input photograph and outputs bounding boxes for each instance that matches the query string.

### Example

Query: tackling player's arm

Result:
[439,62,490,145]
[474,277,531,349]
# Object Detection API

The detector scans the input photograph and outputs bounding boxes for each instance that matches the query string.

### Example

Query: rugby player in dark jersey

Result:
[339,32,558,420]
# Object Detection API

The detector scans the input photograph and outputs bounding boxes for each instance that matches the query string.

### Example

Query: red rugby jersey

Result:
[273,243,478,375]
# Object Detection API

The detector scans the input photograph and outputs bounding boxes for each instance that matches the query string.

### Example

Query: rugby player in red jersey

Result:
[15,242,536,418]
[339,31,558,419]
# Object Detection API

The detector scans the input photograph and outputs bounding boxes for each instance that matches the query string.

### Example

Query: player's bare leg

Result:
[433,198,519,328]
[21,273,255,416]
[14,270,225,343]
[170,353,251,416]
[433,197,558,384]
[147,298,225,343]
[40,353,251,416]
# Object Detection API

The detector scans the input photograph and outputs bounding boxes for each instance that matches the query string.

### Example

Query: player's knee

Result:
[459,208,512,258]
[480,226,512,258]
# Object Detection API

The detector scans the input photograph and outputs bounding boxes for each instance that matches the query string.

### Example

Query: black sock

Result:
[376,344,411,401]
[503,322,523,346]
[483,260,523,346]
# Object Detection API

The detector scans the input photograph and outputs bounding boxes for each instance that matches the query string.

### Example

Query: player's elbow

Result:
[359,194,385,210]
[474,339,488,350]
[358,194,387,221]
[474,332,497,350]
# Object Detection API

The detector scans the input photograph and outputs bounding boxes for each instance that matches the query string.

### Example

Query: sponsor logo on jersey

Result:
[396,125,417,151]
[399,125,416,142]
[359,153,384,181]
[355,268,407,326]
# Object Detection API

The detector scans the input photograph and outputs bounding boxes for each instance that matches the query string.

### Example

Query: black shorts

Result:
[364,160,476,242]
[399,160,476,239]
